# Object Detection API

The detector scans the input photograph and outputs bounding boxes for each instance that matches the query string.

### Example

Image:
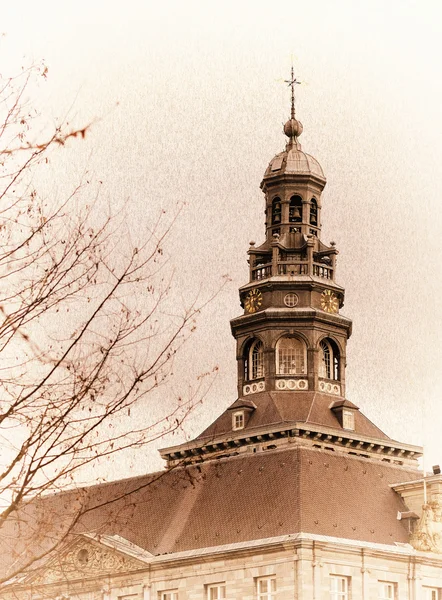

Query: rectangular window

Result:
[207,584,226,600]
[379,582,395,600]
[425,589,440,600]
[159,592,178,600]
[257,576,276,600]
[330,576,349,600]
[278,345,305,375]
[342,410,355,430]
[232,411,245,430]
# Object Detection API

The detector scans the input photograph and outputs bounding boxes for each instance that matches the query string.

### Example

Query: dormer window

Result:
[232,411,245,430]
[342,410,355,431]
[331,400,358,431]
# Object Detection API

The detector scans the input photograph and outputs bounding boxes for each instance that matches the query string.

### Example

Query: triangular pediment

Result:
[25,533,151,585]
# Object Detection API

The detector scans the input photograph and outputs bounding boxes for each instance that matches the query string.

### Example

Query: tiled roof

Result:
[197,391,389,441]
[1,445,420,581]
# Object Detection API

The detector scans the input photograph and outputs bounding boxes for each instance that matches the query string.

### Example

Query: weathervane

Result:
[284,64,302,120]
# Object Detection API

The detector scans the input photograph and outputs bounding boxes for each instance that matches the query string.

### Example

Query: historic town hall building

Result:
[3,82,442,600]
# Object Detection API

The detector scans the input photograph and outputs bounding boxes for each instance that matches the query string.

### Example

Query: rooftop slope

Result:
[1,445,419,581]
[197,391,389,441]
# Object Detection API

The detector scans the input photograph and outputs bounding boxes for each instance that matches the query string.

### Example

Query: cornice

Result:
[159,420,422,467]
[261,172,326,190]
[147,532,442,569]
[230,307,353,335]
[238,278,345,294]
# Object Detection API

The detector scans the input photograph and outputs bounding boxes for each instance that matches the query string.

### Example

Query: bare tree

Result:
[0,62,217,585]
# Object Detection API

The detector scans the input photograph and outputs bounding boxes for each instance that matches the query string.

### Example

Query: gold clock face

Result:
[321,289,339,313]
[245,289,263,314]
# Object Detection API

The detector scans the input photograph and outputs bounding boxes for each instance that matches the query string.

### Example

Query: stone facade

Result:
[7,534,442,599]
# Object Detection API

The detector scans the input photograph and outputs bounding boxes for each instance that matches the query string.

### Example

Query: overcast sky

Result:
[2,0,442,476]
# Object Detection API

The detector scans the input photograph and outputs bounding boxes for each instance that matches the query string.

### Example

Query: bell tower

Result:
[231,70,352,405]
[160,71,421,469]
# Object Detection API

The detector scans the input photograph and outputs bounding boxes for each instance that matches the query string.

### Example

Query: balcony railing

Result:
[251,261,333,281]
[252,264,272,280]
[312,264,333,279]
[278,262,308,276]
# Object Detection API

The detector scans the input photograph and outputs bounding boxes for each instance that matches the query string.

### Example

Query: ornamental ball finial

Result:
[284,118,303,139]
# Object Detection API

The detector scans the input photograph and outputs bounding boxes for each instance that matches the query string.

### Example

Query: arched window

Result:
[310,198,318,226]
[244,339,264,381]
[272,198,282,225]
[319,338,340,380]
[276,337,306,375]
[289,195,302,223]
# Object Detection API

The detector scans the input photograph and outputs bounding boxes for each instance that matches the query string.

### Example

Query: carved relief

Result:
[243,381,265,395]
[411,496,442,553]
[276,378,308,390]
[32,540,145,584]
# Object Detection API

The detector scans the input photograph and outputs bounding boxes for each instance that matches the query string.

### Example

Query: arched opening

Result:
[244,338,264,381]
[319,338,340,380]
[276,336,306,375]
[289,195,302,223]
[310,198,318,226]
[272,198,282,225]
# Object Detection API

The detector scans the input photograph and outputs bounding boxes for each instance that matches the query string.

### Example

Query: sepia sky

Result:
[2,0,442,476]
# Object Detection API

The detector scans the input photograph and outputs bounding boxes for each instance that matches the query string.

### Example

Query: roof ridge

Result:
[268,392,285,422]
[155,472,204,554]
[305,391,318,424]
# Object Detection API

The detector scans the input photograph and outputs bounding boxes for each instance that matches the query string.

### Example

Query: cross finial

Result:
[284,64,301,120]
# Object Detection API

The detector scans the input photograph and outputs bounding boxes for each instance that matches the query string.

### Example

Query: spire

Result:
[286,64,299,120]
[283,64,303,146]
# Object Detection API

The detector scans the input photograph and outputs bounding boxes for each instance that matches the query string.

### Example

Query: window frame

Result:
[378,581,396,600]
[244,338,264,381]
[256,575,276,600]
[330,575,349,600]
[320,339,331,379]
[232,410,245,431]
[342,410,355,431]
[319,338,340,381]
[276,336,306,376]
[159,591,178,600]
[424,588,441,600]
[245,339,264,381]
[207,583,226,600]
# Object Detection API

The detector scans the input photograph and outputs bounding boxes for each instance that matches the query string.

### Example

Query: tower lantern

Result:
[159,70,420,474]
[231,73,352,404]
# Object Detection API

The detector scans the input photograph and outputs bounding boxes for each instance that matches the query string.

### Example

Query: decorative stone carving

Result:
[243,381,265,395]
[32,540,145,584]
[319,380,340,395]
[276,378,308,391]
[411,496,442,553]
